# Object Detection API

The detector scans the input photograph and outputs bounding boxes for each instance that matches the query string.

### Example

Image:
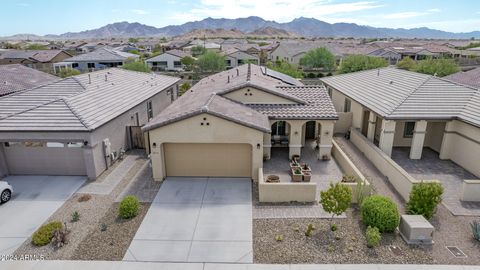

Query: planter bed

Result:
[253,208,434,264]
[71,202,150,260]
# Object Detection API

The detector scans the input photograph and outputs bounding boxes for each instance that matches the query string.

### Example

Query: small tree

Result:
[128,37,139,43]
[152,44,162,54]
[338,55,388,74]
[179,82,191,96]
[396,57,417,70]
[299,47,336,71]
[320,182,352,229]
[181,56,196,71]
[406,182,444,219]
[191,45,207,57]
[122,59,150,73]
[197,51,226,72]
[414,58,459,77]
[25,43,48,50]
[58,68,81,78]
[266,60,303,79]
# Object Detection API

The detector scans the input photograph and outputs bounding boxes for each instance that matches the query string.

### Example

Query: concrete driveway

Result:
[0,175,86,255]
[125,177,252,263]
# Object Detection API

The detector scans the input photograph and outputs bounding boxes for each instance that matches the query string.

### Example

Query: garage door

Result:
[4,143,87,176]
[164,143,252,177]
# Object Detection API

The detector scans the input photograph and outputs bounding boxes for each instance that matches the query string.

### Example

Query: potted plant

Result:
[292,154,300,162]
[266,175,280,183]
[322,154,331,161]
[291,168,303,182]
[290,160,300,170]
[301,163,311,174]
[303,171,312,182]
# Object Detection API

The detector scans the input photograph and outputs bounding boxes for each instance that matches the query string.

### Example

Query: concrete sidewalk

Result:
[1,261,480,270]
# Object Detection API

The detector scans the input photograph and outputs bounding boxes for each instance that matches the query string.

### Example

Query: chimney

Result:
[227,76,230,83]
[236,69,239,76]
[88,74,91,84]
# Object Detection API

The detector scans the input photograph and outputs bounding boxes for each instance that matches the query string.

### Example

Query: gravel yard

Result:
[13,154,151,260]
[253,208,433,264]
[71,202,150,261]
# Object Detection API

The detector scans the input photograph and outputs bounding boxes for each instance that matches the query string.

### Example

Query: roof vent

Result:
[377,69,380,76]
[88,74,91,84]
[104,74,108,81]
[3,81,7,85]
[236,69,239,76]
[434,72,438,77]
[389,80,394,84]
[227,76,230,83]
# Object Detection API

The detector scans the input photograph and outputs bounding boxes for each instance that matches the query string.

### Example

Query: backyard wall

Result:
[350,128,438,201]
[334,112,352,134]
[258,168,317,203]
[461,180,480,202]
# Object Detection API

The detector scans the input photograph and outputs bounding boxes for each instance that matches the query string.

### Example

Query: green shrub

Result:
[361,195,399,232]
[32,221,63,246]
[119,195,140,219]
[365,226,381,248]
[71,211,80,222]
[471,220,480,241]
[406,182,444,219]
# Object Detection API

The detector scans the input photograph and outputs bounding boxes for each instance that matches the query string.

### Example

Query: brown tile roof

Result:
[444,68,480,89]
[0,50,69,62]
[143,64,338,132]
[0,64,59,96]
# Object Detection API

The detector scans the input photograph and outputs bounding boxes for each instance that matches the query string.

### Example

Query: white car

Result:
[0,181,13,204]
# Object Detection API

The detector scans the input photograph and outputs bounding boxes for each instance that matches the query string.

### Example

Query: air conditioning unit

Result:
[399,215,434,245]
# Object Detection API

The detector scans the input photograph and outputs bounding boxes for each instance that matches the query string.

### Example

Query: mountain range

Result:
[4,16,480,40]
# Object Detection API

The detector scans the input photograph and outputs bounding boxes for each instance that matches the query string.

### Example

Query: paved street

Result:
[124,177,253,263]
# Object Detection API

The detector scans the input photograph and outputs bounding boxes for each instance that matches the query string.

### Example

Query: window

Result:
[237,59,244,65]
[271,121,287,136]
[87,63,95,69]
[173,61,182,68]
[72,63,79,68]
[46,142,65,148]
[344,98,351,113]
[147,101,153,120]
[403,122,415,138]
[67,142,83,148]
[225,59,231,66]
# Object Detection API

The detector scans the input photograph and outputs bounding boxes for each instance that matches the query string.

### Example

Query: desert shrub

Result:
[365,226,381,248]
[320,182,352,221]
[361,195,399,232]
[119,195,140,219]
[32,221,63,246]
[406,182,444,219]
[305,223,315,236]
[77,194,91,202]
[471,220,480,241]
[71,211,80,222]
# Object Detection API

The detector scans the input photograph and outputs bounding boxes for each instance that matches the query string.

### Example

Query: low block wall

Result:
[350,128,438,201]
[258,168,317,203]
[332,140,371,203]
[461,180,480,202]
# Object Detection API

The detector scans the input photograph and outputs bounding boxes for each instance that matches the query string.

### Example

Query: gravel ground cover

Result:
[13,156,147,260]
[71,202,150,261]
[253,208,433,264]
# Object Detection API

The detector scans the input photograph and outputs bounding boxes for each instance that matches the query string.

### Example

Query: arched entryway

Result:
[271,121,290,146]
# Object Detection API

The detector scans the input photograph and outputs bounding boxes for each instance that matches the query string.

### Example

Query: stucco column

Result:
[439,121,453,160]
[151,141,165,181]
[378,120,396,157]
[409,120,428,159]
[82,144,97,180]
[318,121,334,159]
[301,123,306,146]
[263,133,271,160]
[367,113,377,142]
[288,121,303,159]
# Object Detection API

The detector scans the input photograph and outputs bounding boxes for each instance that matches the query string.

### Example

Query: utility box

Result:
[399,215,434,245]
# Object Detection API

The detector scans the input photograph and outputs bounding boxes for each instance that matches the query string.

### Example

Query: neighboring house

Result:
[0,68,180,180]
[222,43,261,57]
[445,67,480,89]
[269,42,318,64]
[0,49,72,74]
[54,47,139,73]
[142,64,337,181]
[79,42,104,53]
[321,67,480,178]
[145,50,191,71]
[183,42,222,54]
[223,49,259,69]
[0,64,59,97]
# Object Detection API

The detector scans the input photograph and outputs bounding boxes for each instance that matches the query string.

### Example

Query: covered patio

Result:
[263,139,344,197]
[392,147,480,216]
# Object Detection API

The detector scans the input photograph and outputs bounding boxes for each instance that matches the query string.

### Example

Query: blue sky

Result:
[1,0,480,36]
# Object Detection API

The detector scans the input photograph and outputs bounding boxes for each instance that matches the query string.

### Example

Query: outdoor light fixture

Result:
[152,142,157,148]
[257,143,261,149]
[294,131,299,135]
[83,141,88,146]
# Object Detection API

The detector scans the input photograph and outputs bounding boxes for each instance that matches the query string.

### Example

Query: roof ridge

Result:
[62,99,90,130]
[388,75,433,116]
[202,92,216,111]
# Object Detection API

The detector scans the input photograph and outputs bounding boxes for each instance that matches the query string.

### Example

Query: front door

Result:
[305,121,316,139]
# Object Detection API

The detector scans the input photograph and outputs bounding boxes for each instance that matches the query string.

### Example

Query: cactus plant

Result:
[305,223,315,236]
[471,220,480,241]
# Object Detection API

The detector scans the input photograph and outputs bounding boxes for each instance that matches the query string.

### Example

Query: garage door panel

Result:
[164,143,251,177]
[4,145,86,176]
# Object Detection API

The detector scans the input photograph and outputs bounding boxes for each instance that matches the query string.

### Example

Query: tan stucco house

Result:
[0,69,179,180]
[321,67,480,178]
[142,64,338,181]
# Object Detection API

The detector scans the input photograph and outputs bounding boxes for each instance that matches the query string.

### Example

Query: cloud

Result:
[131,9,150,15]
[382,11,429,19]
[403,18,480,32]
[427,8,441,12]
[170,0,382,23]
